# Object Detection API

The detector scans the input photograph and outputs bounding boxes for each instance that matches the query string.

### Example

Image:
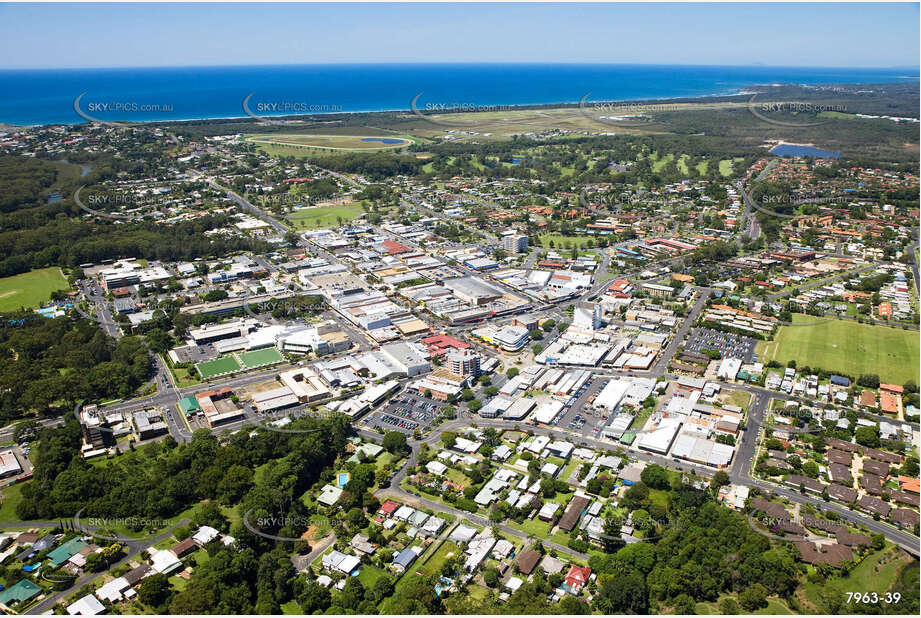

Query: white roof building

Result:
[192,526,220,546]
[318,484,344,506]
[67,595,106,616]
[150,549,182,574]
[95,577,131,603]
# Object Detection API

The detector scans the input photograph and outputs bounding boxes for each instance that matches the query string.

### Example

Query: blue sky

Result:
[1,2,918,69]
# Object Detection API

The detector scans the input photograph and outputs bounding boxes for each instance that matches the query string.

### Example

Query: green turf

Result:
[238,347,284,369]
[0,481,29,521]
[676,154,690,175]
[761,315,920,384]
[538,234,597,250]
[0,268,70,312]
[718,159,735,176]
[196,355,242,379]
[356,564,388,587]
[419,540,459,577]
[287,205,365,230]
[280,600,301,615]
[651,152,675,173]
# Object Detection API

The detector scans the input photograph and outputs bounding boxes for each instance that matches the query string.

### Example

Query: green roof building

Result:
[0,579,42,609]
[46,537,88,568]
[179,396,201,416]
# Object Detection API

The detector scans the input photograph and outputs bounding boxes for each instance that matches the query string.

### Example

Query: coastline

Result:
[1,63,916,128]
[4,87,755,129]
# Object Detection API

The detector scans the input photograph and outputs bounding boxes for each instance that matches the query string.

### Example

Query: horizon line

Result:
[3,61,920,72]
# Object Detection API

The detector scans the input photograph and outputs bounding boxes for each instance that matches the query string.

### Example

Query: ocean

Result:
[0,63,915,126]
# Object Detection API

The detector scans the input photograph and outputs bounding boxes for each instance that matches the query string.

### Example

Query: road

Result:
[27,517,190,614]
[736,158,776,245]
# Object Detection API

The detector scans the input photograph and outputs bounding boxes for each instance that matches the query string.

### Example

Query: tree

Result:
[739,583,768,611]
[802,460,819,478]
[719,597,741,614]
[382,431,407,455]
[855,425,880,448]
[370,576,394,603]
[441,431,457,447]
[506,367,519,379]
[467,399,483,412]
[347,507,368,530]
[640,464,670,489]
[673,593,697,614]
[710,470,730,491]
[483,567,500,587]
[217,464,254,504]
[594,568,648,614]
[137,573,173,609]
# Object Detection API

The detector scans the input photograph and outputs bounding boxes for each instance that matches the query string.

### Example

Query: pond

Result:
[770,144,841,158]
[361,137,404,144]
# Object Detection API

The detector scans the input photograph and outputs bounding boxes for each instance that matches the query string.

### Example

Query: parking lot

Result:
[366,394,443,436]
[684,327,757,362]
[544,375,609,440]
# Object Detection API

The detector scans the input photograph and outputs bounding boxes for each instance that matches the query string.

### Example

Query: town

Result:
[0,75,918,615]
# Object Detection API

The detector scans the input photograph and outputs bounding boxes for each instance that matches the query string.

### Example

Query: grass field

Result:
[196,355,242,379]
[797,547,911,613]
[418,540,459,577]
[0,267,69,312]
[239,347,284,369]
[538,233,597,250]
[757,315,919,384]
[0,481,28,521]
[288,205,364,230]
[247,134,412,151]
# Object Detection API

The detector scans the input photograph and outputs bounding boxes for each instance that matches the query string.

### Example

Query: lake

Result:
[770,144,841,158]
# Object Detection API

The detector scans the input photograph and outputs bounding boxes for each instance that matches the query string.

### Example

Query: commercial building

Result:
[641,283,675,298]
[473,324,529,352]
[0,450,23,479]
[278,367,333,403]
[196,388,245,428]
[444,276,504,306]
[573,302,602,331]
[133,409,168,440]
[502,234,529,254]
[447,348,480,378]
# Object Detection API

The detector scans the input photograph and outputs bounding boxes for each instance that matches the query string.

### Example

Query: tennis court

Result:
[196,355,242,379]
[239,347,284,369]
